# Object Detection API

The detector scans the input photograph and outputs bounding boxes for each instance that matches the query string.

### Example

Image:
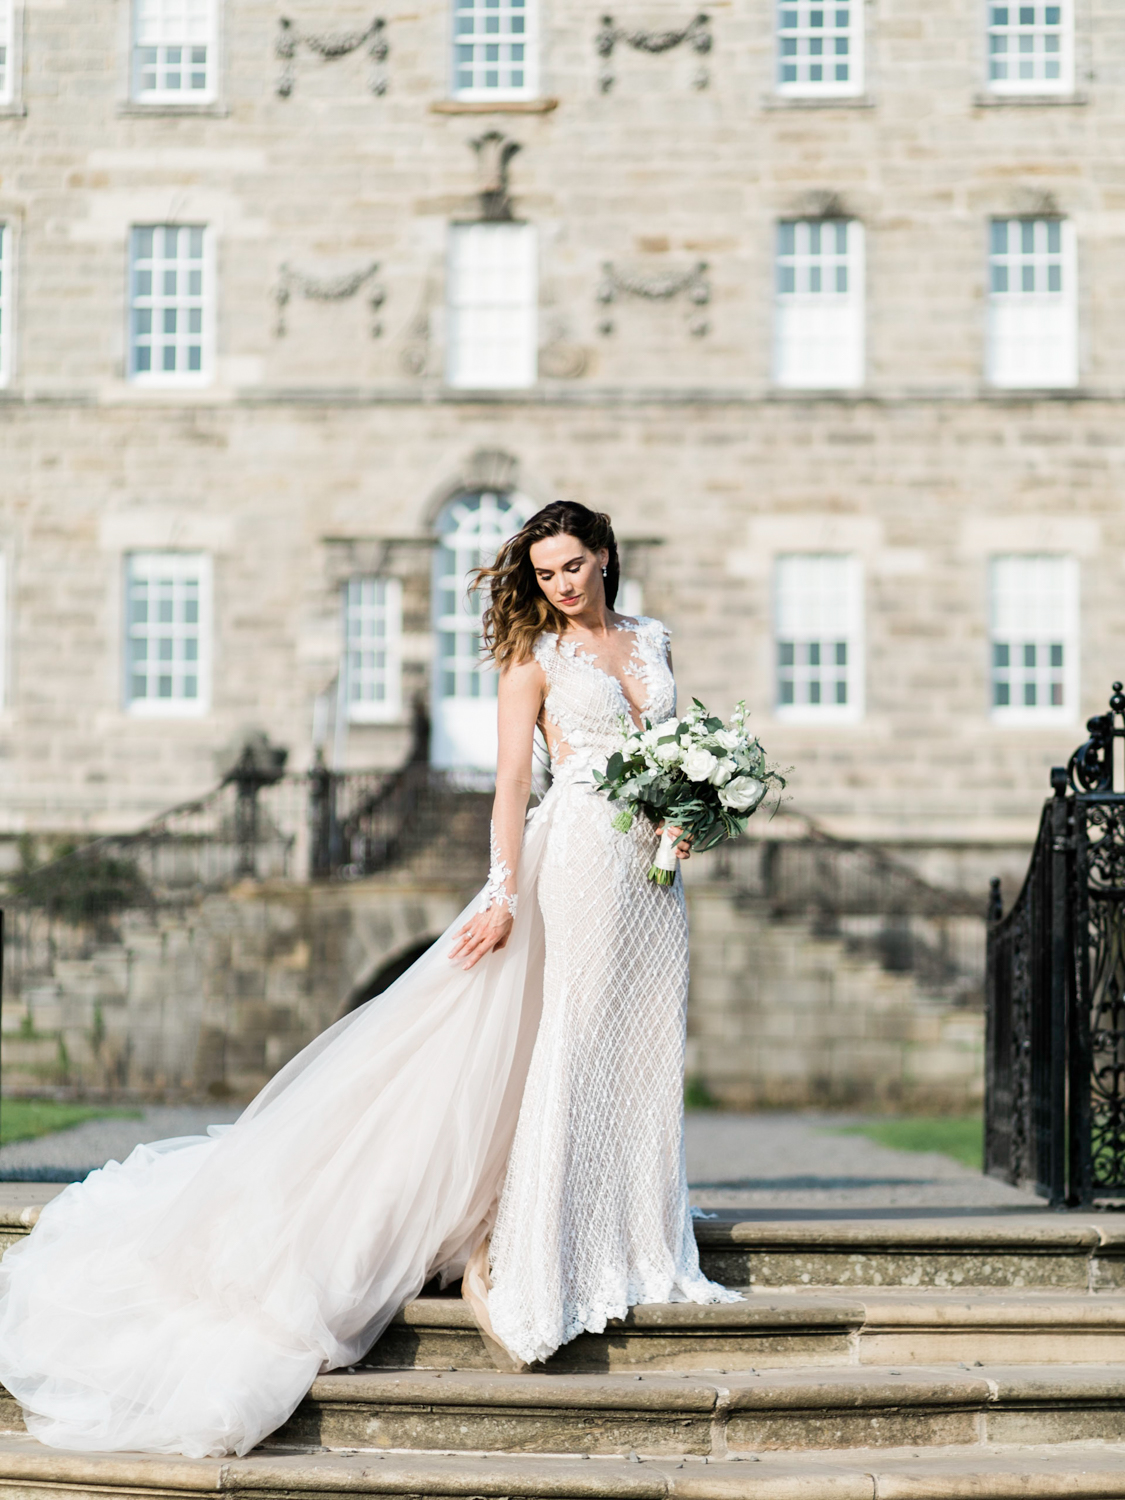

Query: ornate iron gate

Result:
[986,683,1125,1206]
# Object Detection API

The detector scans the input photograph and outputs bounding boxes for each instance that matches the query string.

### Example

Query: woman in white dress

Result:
[0,501,735,1459]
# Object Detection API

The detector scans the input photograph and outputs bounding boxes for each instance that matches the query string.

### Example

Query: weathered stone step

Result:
[6,1203,1122,1294]
[374,1288,1125,1371]
[693,1214,1125,1291]
[269,1364,1125,1456]
[6,1433,1125,1500]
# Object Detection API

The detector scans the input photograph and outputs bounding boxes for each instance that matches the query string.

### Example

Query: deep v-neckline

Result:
[559,623,651,731]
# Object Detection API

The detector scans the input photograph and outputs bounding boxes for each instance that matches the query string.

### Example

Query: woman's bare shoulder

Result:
[500,652,548,693]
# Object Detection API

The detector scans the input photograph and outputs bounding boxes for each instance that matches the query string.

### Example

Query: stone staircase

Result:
[3,1203,1125,1497]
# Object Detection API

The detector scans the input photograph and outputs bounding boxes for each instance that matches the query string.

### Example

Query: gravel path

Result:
[0,1104,1041,1215]
[685,1111,1042,1214]
[0,1105,242,1181]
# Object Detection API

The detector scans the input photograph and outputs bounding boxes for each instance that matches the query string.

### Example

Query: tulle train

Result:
[0,807,551,1458]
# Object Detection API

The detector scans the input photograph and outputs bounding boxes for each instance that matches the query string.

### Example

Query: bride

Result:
[0,500,736,1459]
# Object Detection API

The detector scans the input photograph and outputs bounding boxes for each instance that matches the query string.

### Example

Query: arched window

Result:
[431,489,537,770]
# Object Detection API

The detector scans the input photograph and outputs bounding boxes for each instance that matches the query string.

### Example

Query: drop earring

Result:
[602,567,607,577]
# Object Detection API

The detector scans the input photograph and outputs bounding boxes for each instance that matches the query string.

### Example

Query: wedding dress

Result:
[0,616,735,1459]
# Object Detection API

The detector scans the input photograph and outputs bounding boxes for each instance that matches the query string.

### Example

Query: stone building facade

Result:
[0,0,1122,884]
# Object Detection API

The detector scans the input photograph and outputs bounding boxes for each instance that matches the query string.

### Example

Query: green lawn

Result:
[827,1115,984,1170]
[0,1100,142,1147]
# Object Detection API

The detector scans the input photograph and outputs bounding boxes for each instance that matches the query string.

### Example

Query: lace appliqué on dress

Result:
[620,618,673,719]
[479,822,519,918]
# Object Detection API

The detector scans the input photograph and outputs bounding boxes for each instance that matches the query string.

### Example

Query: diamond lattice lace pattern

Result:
[487,618,739,1366]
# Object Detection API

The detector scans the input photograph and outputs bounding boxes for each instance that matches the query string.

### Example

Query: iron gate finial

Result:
[1066,682,1125,794]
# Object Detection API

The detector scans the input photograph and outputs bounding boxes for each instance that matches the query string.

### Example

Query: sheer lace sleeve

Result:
[479,822,519,918]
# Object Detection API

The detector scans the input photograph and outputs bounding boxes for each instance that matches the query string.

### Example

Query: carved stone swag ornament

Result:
[273,262,387,338]
[595,12,711,93]
[275,15,389,97]
[596,260,711,337]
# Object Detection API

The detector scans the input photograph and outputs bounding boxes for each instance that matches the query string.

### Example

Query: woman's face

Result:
[529,533,609,620]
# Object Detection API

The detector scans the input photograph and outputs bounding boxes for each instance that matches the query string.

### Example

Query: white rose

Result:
[682,746,718,782]
[714,729,740,752]
[719,775,767,812]
[653,739,683,766]
[708,757,736,786]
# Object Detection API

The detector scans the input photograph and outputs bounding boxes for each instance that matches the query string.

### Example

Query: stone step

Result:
[258,1364,1125,1456]
[693,1215,1125,1291]
[7,1432,1125,1500]
[6,1204,1120,1293]
[374,1288,1125,1371]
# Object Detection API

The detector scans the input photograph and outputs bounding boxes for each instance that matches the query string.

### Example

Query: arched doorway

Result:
[431,489,537,770]
[343,936,438,1015]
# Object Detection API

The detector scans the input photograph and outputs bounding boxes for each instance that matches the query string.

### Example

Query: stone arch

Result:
[420,448,558,532]
[342,934,439,1015]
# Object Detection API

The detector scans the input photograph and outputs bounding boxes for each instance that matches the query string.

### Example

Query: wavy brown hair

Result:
[472,501,621,668]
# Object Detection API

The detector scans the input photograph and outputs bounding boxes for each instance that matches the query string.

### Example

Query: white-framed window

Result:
[775,218,864,389]
[129,225,213,385]
[452,0,536,99]
[0,222,10,386]
[618,578,644,618]
[774,554,864,723]
[777,0,863,96]
[447,222,537,389]
[432,489,537,769]
[0,0,12,105]
[125,552,212,717]
[987,218,1077,389]
[989,555,1078,725]
[132,0,217,102]
[344,577,403,724]
[987,1,1072,94]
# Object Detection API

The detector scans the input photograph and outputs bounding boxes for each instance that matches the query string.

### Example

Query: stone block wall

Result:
[1,875,476,1100]
[0,0,1121,861]
[684,882,985,1113]
[2,869,984,1112]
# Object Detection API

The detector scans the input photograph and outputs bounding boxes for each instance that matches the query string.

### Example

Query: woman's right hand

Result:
[449,905,515,970]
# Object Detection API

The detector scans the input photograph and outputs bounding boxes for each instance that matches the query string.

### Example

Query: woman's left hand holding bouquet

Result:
[655,824,693,860]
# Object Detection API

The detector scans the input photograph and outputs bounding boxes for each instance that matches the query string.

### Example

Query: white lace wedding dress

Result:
[0,616,735,1458]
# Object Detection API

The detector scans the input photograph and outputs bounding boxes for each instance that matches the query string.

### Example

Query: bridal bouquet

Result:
[593,700,785,885]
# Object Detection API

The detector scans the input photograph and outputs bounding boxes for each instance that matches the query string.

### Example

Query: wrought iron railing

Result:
[986,682,1125,1206]
[3,709,494,909]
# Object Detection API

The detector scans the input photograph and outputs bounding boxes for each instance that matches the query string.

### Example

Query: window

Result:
[774,554,863,722]
[344,577,403,724]
[447,223,537,389]
[0,222,10,386]
[775,219,864,388]
[987,218,1076,388]
[432,490,537,769]
[125,552,211,716]
[618,578,645,619]
[777,0,862,96]
[133,0,216,102]
[0,0,11,105]
[987,2,1071,94]
[129,225,212,385]
[989,555,1077,723]
[452,0,535,98]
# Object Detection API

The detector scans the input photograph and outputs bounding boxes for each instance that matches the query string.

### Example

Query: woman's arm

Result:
[448,655,544,970]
